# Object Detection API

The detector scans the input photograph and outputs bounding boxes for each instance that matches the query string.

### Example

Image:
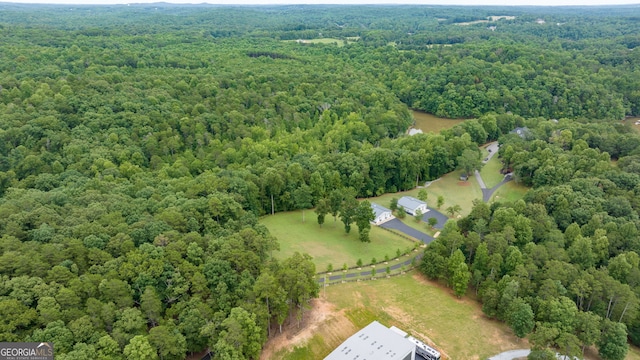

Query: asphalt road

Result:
[380,218,434,243]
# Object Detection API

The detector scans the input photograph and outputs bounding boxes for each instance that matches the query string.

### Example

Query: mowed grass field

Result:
[425,171,483,217]
[270,272,526,360]
[261,210,414,271]
[490,180,530,203]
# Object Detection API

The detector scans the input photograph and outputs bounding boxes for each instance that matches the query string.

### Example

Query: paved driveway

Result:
[487,349,530,360]
[422,207,448,229]
[380,218,434,244]
[484,142,499,162]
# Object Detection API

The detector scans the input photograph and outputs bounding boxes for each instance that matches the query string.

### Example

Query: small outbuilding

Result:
[371,203,393,225]
[324,321,415,360]
[398,196,428,216]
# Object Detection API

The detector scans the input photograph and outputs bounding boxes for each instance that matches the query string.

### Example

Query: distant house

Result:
[371,203,393,225]
[510,126,533,140]
[398,196,428,216]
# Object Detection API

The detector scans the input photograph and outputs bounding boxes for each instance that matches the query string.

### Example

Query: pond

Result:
[410,110,465,134]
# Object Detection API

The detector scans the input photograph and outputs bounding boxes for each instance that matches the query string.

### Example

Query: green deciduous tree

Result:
[140,286,163,327]
[448,249,470,297]
[340,194,359,234]
[124,335,158,360]
[355,200,375,242]
[457,148,483,177]
[214,307,264,360]
[314,198,330,227]
[598,319,628,360]
[294,184,313,222]
[148,324,187,360]
[507,298,535,338]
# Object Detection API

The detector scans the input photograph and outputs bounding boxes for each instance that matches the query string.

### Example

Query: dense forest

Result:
[1,3,640,360]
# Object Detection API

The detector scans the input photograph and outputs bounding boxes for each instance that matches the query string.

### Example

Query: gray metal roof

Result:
[324,321,414,360]
[371,203,391,218]
[398,196,426,211]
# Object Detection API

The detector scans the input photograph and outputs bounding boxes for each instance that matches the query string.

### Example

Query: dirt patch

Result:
[260,297,354,359]
[458,181,471,186]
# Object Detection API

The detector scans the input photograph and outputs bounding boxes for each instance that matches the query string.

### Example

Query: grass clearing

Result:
[490,181,529,203]
[284,38,352,47]
[412,110,465,133]
[629,346,640,360]
[266,272,638,360]
[261,210,414,271]
[270,272,527,360]
[489,15,516,21]
[424,171,482,217]
[454,20,490,25]
[480,155,504,189]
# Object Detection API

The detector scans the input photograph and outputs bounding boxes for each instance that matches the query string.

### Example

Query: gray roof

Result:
[324,321,414,360]
[510,127,532,139]
[371,203,391,218]
[398,196,426,210]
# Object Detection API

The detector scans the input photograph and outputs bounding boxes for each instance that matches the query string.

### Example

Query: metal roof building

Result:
[370,203,393,225]
[324,321,415,360]
[398,196,428,216]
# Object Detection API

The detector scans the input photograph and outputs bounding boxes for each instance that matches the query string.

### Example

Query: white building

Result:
[324,321,415,360]
[371,203,393,225]
[325,321,441,360]
[398,196,428,216]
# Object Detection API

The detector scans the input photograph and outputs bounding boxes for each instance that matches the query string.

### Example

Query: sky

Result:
[1,0,639,5]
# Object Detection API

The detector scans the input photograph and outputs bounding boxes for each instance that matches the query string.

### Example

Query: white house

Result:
[371,203,393,225]
[398,196,428,216]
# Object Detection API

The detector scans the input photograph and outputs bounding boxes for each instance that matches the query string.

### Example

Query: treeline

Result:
[0,179,318,359]
[421,119,640,359]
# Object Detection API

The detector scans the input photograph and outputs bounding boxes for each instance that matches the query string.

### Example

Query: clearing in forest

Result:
[263,272,526,360]
[262,210,414,271]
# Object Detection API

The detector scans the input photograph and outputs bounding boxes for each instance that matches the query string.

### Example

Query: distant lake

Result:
[410,110,465,134]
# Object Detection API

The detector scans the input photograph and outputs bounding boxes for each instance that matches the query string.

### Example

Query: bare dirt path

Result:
[259,297,348,360]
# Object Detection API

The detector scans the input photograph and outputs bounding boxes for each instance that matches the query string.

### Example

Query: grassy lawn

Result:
[490,181,530,204]
[629,347,640,360]
[261,210,414,271]
[423,171,482,217]
[412,110,465,133]
[272,272,527,360]
[284,38,351,46]
[269,272,640,360]
[399,215,436,235]
[480,155,505,189]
